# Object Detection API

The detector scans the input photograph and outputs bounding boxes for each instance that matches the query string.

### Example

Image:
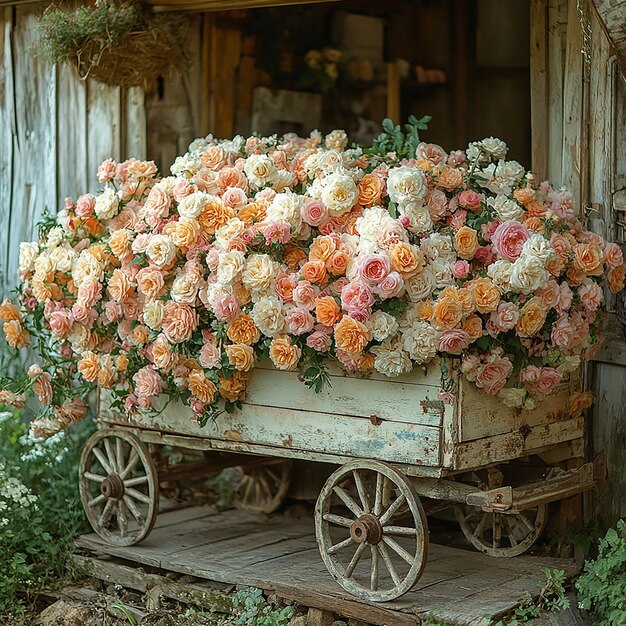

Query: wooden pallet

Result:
[75,506,580,626]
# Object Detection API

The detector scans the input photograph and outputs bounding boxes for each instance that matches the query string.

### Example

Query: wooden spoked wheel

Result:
[79,428,159,546]
[315,460,428,602]
[233,459,292,514]
[455,468,547,557]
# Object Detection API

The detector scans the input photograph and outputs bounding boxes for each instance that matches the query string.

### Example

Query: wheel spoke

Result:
[123,495,146,526]
[383,525,417,536]
[265,467,281,485]
[92,447,112,474]
[117,502,129,537]
[344,542,367,578]
[518,512,535,534]
[327,536,354,555]
[502,516,519,547]
[332,486,363,517]
[383,536,415,565]
[473,512,489,539]
[126,487,152,504]
[323,513,353,528]
[493,514,501,549]
[374,473,384,516]
[120,450,140,480]
[353,470,371,514]
[84,471,106,483]
[104,439,117,473]
[88,493,106,508]
[379,493,406,526]
[378,541,401,586]
[370,545,379,591]
[99,499,115,527]
[124,475,149,488]
[257,475,273,501]
[116,438,125,475]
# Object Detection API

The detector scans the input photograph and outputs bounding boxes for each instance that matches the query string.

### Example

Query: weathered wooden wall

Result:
[0,3,146,290]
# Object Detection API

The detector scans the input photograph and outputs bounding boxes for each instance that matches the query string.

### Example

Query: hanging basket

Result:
[38,2,188,88]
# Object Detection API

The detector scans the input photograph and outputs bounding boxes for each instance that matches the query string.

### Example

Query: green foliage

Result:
[300,348,331,394]
[0,408,92,618]
[576,520,626,625]
[489,569,569,625]
[232,588,294,626]
[368,115,432,161]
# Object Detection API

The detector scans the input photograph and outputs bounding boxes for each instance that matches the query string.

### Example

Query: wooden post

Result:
[386,61,400,123]
[530,0,549,179]
[200,12,213,135]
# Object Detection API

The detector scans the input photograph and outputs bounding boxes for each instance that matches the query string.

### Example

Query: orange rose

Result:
[327,250,350,275]
[389,242,424,276]
[431,296,463,331]
[77,351,99,382]
[358,174,385,207]
[83,218,103,237]
[198,196,235,234]
[573,243,603,276]
[469,277,500,313]
[115,354,129,372]
[170,218,201,250]
[0,300,21,322]
[436,166,463,190]
[568,391,594,416]
[454,226,479,260]
[109,229,132,258]
[151,335,178,371]
[608,264,626,293]
[566,267,586,286]
[526,200,548,219]
[3,320,29,349]
[301,260,328,284]
[309,236,337,263]
[31,280,52,303]
[513,188,535,207]
[226,344,255,372]
[238,201,267,225]
[130,325,150,346]
[462,315,483,341]
[356,352,375,372]
[269,335,302,370]
[457,288,475,314]
[188,369,217,404]
[227,313,260,345]
[283,245,308,271]
[334,315,372,355]
[523,216,544,233]
[315,296,342,326]
[97,358,116,389]
[516,297,547,337]
[418,301,434,320]
[219,371,249,401]
[275,272,297,302]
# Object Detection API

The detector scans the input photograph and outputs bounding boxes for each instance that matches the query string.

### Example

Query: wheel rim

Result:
[455,503,547,557]
[315,460,428,602]
[233,459,292,514]
[79,429,159,546]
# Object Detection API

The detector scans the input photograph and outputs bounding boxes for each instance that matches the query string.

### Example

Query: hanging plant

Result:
[37,1,189,88]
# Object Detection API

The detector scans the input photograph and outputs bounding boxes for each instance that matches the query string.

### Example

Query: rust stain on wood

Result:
[370,414,383,426]
[224,429,243,442]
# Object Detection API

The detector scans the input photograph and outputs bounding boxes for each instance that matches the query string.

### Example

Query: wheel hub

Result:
[101,474,125,500]
[350,513,383,545]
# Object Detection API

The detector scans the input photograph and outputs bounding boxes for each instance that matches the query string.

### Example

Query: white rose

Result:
[356,206,396,242]
[272,169,297,192]
[34,253,54,280]
[481,137,508,159]
[217,250,246,284]
[399,202,433,233]
[371,340,413,377]
[171,153,201,177]
[498,387,526,408]
[251,296,285,337]
[19,242,39,273]
[487,194,524,221]
[421,233,456,262]
[495,160,525,186]
[387,166,427,205]
[509,256,550,294]
[178,192,209,219]
[401,321,437,363]
[557,355,581,375]
[366,311,399,342]
[320,171,358,217]
[94,187,120,220]
[71,250,103,287]
[405,269,435,302]
[171,273,200,304]
[46,227,64,249]
[317,149,344,173]
[67,322,91,353]
[266,191,303,229]
[242,254,278,297]
[49,244,76,274]
[244,154,278,189]
[215,218,246,248]
[146,234,177,268]
[143,301,164,330]
[429,259,454,287]
[521,234,555,263]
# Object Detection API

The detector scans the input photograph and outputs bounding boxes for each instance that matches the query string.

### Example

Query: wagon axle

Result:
[100,474,125,500]
[350,514,383,545]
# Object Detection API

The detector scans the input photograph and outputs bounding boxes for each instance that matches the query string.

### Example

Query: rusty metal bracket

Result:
[466,486,513,512]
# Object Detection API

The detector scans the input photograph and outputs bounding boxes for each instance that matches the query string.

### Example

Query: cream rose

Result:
[251,296,285,337]
[244,154,278,188]
[143,301,164,330]
[19,242,39,273]
[178,192,209,219]
[320,171,358,217]
[266,191,303,229]
[366,310,399,342]
[146,234,177,268]
[242,254,278,296]
[217,250,246,284]
[94,187,120,220]
[171,272,201,304]
[387,166,427,205]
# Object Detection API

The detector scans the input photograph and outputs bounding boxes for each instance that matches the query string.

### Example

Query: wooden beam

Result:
[146,0,342,13]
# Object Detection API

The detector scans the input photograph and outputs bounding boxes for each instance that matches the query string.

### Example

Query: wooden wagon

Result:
[80,358,594,602]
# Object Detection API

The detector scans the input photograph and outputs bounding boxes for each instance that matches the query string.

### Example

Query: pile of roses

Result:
[1,127,620,437]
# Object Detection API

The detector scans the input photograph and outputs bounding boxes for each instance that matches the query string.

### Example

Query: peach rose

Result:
[227,313,261,345]
[219,371,249,401]
[200,145,228,170]
[301,260,328,284]
[431,296,463,331]
[188,369,217,403]
[569,391,594,416]
[437,328,471,354]
[513,187,535,206]
[149,335,178,371]
[462,314,483,341]
[198,196,235,234]
[327,250,350,276]
[238,201,267,225]
[77,351,99,382]
[572,243,603,276]
[516,297,548,337]
[334,315,372,355]
[309,236,337,263]
[136,267,165,301]
[315,296,342,326]
[608,264,626,293]
[269,335,302,370]
[108,229,132,259]
[199,341,221,369]
[292,281,318,309]
[161,302,198,343]
[389,242,424,277]
[469,277,500,313]
[604,243,623,269]
[108,269,133,302]
[0,300,21,321]
[437,166,463,190]
[454,226,479,260]
[3,320,29,349]
[358,173,385,207]
[226,344,255,372]
[171,218,201,250]
[115,354,129,372]
[49,309,73,338]
[283,245,308,270]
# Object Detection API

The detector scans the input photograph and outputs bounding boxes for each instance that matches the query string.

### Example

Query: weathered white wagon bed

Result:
[75,505,579,626]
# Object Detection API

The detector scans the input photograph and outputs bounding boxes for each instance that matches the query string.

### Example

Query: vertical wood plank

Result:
[214,27,242,138]
[200,12,212,136]
[125,86,147,159]
[530,0,549,179]
[385,61,401,124]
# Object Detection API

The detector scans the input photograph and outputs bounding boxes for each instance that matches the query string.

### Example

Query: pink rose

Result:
[357,254,391,285]
[416,142,447,165]
[487,302,519,336]
[452,260,470,279]
[48,309,73,338]
[222,187,248,210]
[97,159,116,183]
[474,245,497,265]
[457,190,483,212]
[426,189,448,221]
[331,277,349,295]
[347,307,370,322]
[301,199,328,227]
[437,329,471,354]
[133,366,165,399]
[71,302,92,323]
[550,189,574,220]
[263,221,291,245]
[550,316,574,349]
[491,220,529,261]
[76,194,96,218]
[461,354,481,381]
[306,330,332,352]
[578,282,603,312]
[377,223,408,248]
[556,283,573,314]
[144,186,171,217]
[482,220,500,239]
[521,366,562,394]
[172,179,196,201]
[376,271,405,299]
[293,281,318,309]
[199,342,221,369]
[161,302,199,343]
[285,307,315,335]
[450,209,467,229]
[213,293,239,323]
[536,280,560,308]
[474,356,513,395]
[341,281,375,312]
[604,242,624,269]
[256,188,276,203]
[78,279,103,309]
[104,301,123,323]
[448,150,467,167]
[205,248,220,272]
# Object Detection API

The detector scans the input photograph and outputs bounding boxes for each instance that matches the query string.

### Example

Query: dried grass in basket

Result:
[38,1,188,88]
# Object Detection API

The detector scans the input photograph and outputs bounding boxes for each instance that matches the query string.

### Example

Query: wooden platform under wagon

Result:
[75,505,580,626]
